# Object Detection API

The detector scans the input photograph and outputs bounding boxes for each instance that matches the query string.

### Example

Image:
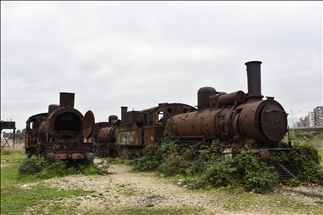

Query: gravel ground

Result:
[19,162,323,215]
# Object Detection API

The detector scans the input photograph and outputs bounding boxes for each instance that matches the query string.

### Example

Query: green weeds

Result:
[1,184,91,215]
[17,155,110,179]
[131,130,323,193]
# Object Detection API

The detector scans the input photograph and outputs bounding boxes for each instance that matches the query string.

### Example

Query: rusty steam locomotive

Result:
[91,61,288,159]
[25,92,96,164]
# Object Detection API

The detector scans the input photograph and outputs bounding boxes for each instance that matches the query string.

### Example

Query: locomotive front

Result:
[170,61,288,149]
[25,92,95,162]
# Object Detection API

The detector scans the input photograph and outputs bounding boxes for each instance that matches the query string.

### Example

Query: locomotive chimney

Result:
[245,61,263,102]
[59,92,75,108]
[121,106,128,121]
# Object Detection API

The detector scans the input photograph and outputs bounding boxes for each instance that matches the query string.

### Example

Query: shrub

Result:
[269,140,323,185]
[132,142,279,193]
[19,155,50,176]
[233,148,279,193]
[131,130,323,193]
[130,141,180,172]
[201,157,238,188]
[18,155,108,179]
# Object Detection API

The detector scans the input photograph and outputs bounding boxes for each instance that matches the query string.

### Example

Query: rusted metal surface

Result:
[143,126,164,145]
[90,117,123,158]
[91,61,288,159]
[245,61,263,102]
[238,100,287,145]
[170,109,220,138]
[25,92,95,162]
[122,110,143,124]
[218,91,246,105]
[260,102,287,142]
[170,61,287,148]
[0,121,16,130]
[95,103,197,158]
[59,92,75,107]
[82,110,95,139]
[198,87,216,110]
[116,123,142,145]
[45,107,83,142]
[0,121,16,149]
[97,126,117,142]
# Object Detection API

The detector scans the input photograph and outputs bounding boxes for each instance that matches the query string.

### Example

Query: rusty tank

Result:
[90,115,121,158]
[25,92,95,163]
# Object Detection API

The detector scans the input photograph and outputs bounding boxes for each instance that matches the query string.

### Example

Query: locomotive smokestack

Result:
[59,92,75,108]
[245,61,263,102]
[121,106,128,121]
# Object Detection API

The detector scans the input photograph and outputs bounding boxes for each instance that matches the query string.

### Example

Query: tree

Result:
[1,128,26,141]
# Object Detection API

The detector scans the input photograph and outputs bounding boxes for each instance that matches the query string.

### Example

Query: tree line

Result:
[1,129,26,141]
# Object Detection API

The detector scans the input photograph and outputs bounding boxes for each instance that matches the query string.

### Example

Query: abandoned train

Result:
[25,92,96,164]
[91,61,288,159]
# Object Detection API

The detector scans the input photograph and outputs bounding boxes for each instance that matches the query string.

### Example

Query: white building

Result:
[314,106,323,126]
[308,111,314,127]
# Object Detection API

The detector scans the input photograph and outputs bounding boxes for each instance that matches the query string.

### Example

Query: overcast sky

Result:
[1,1,322,131]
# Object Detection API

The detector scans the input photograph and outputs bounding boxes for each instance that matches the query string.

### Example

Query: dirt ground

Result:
[17,162,323,215]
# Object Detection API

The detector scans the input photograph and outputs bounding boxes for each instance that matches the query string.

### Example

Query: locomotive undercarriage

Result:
[91,141,117,158]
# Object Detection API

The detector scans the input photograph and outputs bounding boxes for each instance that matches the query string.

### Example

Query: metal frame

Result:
[0,121,16,150]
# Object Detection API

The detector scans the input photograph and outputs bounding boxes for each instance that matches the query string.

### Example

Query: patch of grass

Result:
[1,163,43,187]
[115,183,136,196]
[2,162,323,215]
[1,185,91,215]
[1,142,25,155]
[1,152,25,163]
[204,189,323,215]
[282,188,323,199]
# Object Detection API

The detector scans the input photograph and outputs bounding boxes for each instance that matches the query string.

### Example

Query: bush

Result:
[233,149,279,193]
[132,142,279,193]
[186,148,279,193]
[269,140,323,185]
[19,155,50,176]
[18,155,108,179]
[130,141,180,172]
[131,129,323,193]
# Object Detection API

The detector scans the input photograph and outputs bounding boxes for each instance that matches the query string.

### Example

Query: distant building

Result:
[308,112,314,127]
[298,116,308,127]
[313,106,323,126]
[293,107,323,127]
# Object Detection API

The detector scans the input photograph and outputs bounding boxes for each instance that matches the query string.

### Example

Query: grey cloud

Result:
[1,1,322,130]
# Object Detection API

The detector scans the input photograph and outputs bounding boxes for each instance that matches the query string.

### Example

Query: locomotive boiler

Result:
[170,61,288,152]
[25,92,95,163]
[91,115,121,158]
